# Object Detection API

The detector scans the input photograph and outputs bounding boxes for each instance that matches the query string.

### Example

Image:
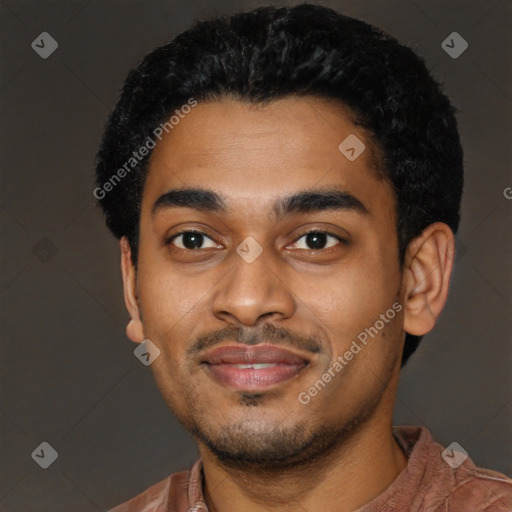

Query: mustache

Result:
[187,322,323,357]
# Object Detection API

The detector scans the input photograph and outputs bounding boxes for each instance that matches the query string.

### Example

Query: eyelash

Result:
[166,229,346,251]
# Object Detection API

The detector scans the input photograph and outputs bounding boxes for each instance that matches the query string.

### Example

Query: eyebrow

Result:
[151,187,368,218]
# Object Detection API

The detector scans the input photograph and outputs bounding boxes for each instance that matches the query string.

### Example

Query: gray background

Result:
[1,0,511,510]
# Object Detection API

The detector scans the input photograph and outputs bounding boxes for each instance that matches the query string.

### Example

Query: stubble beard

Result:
[173,385,386,476]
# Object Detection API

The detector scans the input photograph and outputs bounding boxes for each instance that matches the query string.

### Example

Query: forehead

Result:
[143,96,392,215]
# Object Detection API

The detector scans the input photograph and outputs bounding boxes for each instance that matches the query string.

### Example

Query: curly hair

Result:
[94,3,464,367]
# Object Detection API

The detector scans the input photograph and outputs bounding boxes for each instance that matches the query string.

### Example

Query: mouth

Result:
[200,344,311,392]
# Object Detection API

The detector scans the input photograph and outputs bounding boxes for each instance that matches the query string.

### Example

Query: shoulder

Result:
[393,426,512,512]
[107,467,192,512]
[444,466,512,512]
[421,429,512,511]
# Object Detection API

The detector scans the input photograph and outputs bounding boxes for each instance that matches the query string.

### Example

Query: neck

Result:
[199,410,408,512]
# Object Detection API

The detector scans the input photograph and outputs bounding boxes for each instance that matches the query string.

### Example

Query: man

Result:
[95,4,512,511]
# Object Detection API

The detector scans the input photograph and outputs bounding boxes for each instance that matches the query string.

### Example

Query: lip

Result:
[201,344,311,391]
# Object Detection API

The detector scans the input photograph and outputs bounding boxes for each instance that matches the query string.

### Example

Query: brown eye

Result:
[290,231,343,250]
[168,231,220,250]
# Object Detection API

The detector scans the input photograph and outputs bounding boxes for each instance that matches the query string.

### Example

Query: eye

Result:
[289,231,343,251]
[167,230,221,250]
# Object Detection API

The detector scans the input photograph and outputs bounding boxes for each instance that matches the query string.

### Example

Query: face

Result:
[126,96,408,469]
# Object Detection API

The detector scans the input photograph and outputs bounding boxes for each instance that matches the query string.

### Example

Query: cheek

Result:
[288,259,397,340]
[137,262,203,326]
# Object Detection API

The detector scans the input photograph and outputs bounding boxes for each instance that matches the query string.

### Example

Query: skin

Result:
[120,96,455,512]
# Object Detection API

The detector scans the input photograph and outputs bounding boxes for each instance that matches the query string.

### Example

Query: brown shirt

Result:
[107,426,512,512]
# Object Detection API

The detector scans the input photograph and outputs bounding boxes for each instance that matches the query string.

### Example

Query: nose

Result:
[211,240,296,326]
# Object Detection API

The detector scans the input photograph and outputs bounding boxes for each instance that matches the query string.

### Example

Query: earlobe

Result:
[120,237,145,343]
[402,223,456,337]
[126,318,144,343]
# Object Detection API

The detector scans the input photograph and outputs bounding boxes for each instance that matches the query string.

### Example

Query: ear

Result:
[120,237,145,343]
[402,222,456,337]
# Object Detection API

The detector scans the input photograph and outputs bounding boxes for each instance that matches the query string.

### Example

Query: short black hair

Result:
[94,3,464,367]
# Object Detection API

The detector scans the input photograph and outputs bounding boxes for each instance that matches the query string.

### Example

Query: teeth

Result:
[230,363,279,369]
